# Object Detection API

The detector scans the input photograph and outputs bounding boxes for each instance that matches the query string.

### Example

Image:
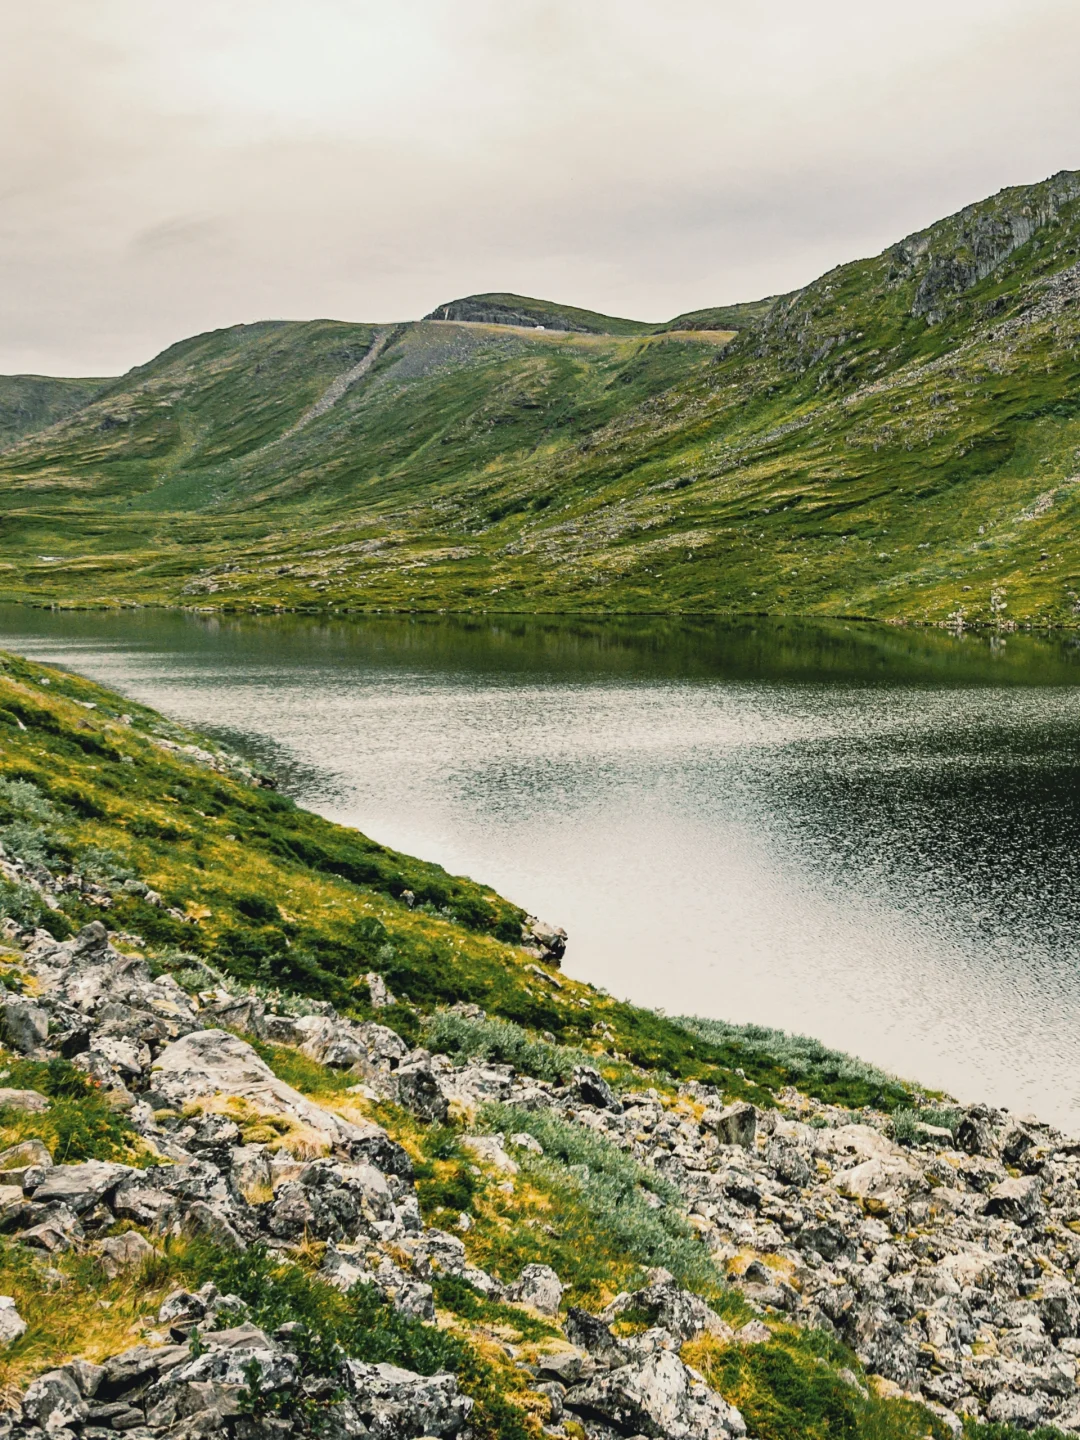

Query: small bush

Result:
[476,1103,725,1300]
[0,1056,140,1161]
[424,1010,588,1085]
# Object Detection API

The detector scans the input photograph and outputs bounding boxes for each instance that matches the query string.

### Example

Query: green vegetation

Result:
[686,1325,949,1440]
[5,172,1080,625]
[0,375,111,451]
[0,1056,141,1162]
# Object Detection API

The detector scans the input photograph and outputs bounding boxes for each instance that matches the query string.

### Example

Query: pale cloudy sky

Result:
[3,0,1079,375]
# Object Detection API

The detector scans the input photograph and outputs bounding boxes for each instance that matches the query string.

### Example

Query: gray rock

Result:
[703,1102,757,1148]
[32,1162,132,1215]
[2,999,49,1054]
[95,1231,156,1277]
[616,1282,732,1341]
[341,1360,473,1438]
[506,1264,563,1317]
[565,1348,746,1439]
[394,1061,450,1123]
[573,1066,621,1112]
[22,1369,87,1432]
[985,1175,1042,1224]
[0,1088,49,1113]
[0,1295,26,1346]
[151,1029,369,1147]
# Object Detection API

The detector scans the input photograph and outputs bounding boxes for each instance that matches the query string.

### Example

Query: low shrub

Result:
[424,1010,589,1085]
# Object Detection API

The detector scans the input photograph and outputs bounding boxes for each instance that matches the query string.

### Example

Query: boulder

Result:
[985,1175,1043,1224]
[96,1230,157,1277]
[2,998,49,1054]
[394,1060,450,1123]
[573,1066,621,1112]
[616,1282,733,1341]
[0,1088,49,1113]
[564,1348,746,1439]
[832,1155,924,1212]
[506,1264,563,1317]
[342,1360,473,1438]
[32,1161,133,1214]
[462,1135,519,1174]
[0,1295,26,1346]
[151,1029,371,1148]
[703,1102,757,1148]
[22,1368,88,1432]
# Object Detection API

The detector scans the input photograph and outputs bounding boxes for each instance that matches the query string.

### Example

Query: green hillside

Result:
[4,168,1080,626]
[0,375,112,451]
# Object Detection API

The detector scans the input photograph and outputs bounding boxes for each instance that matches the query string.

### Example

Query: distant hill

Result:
[0,374,112,451]
[5,168,1080,627]
[423,291,655,335]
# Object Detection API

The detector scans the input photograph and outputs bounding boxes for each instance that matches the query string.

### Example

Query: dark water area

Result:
[3,605,1080,1127]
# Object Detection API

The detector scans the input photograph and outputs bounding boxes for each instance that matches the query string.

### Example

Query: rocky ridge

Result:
[0,911,1074,1438]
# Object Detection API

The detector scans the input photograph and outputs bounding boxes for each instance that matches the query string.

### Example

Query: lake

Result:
[3,605,1080,1127]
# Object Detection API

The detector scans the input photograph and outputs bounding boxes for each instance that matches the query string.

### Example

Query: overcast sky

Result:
[3,0,1079,375]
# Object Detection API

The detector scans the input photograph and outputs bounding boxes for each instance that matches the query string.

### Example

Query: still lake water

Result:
[2,606,1080,1127]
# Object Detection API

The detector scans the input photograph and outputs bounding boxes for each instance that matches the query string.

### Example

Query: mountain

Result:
[0,374,112,451]
[3,168,1080,626]
[423,291,656,335]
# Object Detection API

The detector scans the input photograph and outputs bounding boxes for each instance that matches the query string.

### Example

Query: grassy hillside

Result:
[4,169,1080,625]
[0,375,112,451]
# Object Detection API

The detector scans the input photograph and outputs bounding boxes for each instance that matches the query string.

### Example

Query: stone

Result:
[0,1295,26,1345]
[342,1360,473,1437]
[985,1175,1042,1224]
[572,1066,621,1111]
[832,1155,923,1211]
[365,972,395,1009]
[151,1029,369,1147]
[32,1161,132,1214]
[564,1307,629,1368]
[394,1060,450,1123]
[96,1231,156,1277]
[564,1348,746,1439]
[617,1282,733,1341]
[0,1088,49,1113]
[2,998,49,1053]
[22,1369,88,1432]
[703,1102,757,1148]
[506,1264,563,1317]
[461,1135,519,1174]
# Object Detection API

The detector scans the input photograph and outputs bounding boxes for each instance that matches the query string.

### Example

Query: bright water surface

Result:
[2,606,1080,1127]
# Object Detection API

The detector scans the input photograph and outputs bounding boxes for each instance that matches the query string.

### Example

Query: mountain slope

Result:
[0,375,113,451]
[3,169,1080,624]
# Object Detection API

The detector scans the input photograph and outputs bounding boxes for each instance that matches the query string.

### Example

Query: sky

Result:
[3,0,1080,375]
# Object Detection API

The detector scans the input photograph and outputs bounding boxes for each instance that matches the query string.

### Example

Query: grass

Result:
[0,1055,142,1163]
[686,1326,950,1440]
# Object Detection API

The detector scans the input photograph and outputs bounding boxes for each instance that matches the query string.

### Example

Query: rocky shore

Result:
[0,909,1074,1439]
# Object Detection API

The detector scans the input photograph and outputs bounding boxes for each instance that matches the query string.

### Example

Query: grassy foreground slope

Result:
[3,170,1080,623]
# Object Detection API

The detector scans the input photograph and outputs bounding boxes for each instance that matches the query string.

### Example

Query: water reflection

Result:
[1,606,1079,1127]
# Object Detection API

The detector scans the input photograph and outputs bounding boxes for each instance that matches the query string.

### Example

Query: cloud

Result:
[1,0,1079,373]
